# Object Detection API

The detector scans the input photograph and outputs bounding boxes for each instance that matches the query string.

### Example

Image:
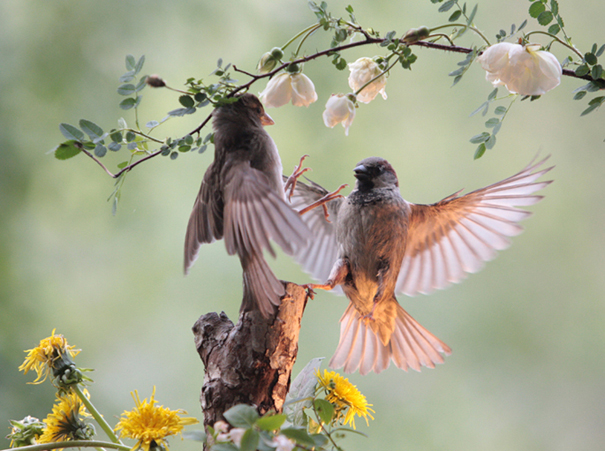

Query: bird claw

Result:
[298,183,348,221]
[302,284,316,300]
[284,154,311,201]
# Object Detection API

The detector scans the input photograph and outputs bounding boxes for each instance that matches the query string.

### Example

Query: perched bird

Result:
[184,93,310,318]
[288,156,553,374]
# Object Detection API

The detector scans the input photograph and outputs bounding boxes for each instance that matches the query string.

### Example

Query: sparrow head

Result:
[353,157,399,190]
[213,93,274,129]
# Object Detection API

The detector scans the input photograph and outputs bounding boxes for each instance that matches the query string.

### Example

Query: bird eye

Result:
[256,107,262,115]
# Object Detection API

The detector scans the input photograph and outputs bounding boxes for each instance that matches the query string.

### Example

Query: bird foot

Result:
[284,154,311,201]
[302,284,317,300]
[298,184,348,222]
[361,313,376,325]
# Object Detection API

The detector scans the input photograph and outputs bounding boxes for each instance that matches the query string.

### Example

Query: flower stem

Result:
[73,385,123,445]
[524,30,583,59]
[429,23,491,45]
[293,24,322,60]
[282,23,322,52]
[0,440,131,451]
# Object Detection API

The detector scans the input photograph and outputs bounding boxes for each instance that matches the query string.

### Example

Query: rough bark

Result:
[192,282,307,429]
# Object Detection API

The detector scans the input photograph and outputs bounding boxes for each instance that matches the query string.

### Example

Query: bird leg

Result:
[302,258,350,300]
[298,184,348,222]
[284,154,311,201]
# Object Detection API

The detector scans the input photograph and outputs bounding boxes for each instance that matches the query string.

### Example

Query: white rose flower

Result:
[322,94,356,136]
[478,42,562,96]
[259,73,318,108]
[227,428,245,447]
[347,57,388,104]
[271,435,295,451]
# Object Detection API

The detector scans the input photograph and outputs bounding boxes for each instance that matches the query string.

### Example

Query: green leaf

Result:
[125,131,136,142]
[585,52,598,65]
[59,123,85,141]
[134,55,145,75]
[146,120,160,128]
[255,414,286,431]
[198,145,208,154]
[575,65,590,77]
[182,430,206,443]
[284,358,323,427]
[537,11,554,25]
[592,64,603,80]
[335,58,347,70]
[117,161,129,169]
[518,19,528,31]
[79,119,104,140]
[314,399,334,424]
[485,134,497,149]
[597,44,605,58]
[528,1,545,18]
[110,131,123,142]
[311,434,329,448]
[469,132,490,143]
[474,143,486,159]
[487,87,498,100]
[125,54,136,71]
[550,0,559,16]
[178,145,191,152]
[548,24,560,35]
[211,444,239,451]
[119,98,137,110]
[119,72,135,83]
[54,140,82,160]
[184,134,194,145]
[438,0,455,12]
[280,427,316,447]
[573,91,587,100]
[117,84,136,96]
[469,101,488,117]
[485,117,500,127]
[170,151,178,160]
[467,4,478,24]
[580,103,600,116]
[179,95,195,108]
[108,142,122,152]
[94,144,107,157]
[239,429,259,451]
[135,76,148,92]
[494,105,507,115]
[168,107,196,117]
[223,405,259,428]
[448,10,462,21]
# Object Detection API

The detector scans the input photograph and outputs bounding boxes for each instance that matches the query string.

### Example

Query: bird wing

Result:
[285,176,344,284]
[222,161,311,260]
[396,155,553,296]
[184,162,223,273]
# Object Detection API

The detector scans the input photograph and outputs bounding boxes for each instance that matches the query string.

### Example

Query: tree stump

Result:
[192,282,307,428]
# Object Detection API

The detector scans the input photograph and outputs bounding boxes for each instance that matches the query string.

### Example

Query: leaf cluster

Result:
[528,0,564,36]
[573,43,605,116]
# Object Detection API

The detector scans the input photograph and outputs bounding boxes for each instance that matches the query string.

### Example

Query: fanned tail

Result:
[329,302,452,375]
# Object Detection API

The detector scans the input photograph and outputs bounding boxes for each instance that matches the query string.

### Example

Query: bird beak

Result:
[260,111,275,126]
[354,164,368,180]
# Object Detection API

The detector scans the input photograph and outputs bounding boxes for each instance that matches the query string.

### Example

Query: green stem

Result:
[282,23,322,51]
[123,128,164,144]
[524,30,583,58]
[0,440,131,451]
[73,385,123,445]
[429,23,491,45]
[293,24,322,60]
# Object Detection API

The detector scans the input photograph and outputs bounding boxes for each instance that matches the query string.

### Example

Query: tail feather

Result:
[330,302,451,375]
[241,253,285,318]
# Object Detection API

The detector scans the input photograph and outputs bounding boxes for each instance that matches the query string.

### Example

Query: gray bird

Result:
[184,93,310,317]
[288,156,553,374]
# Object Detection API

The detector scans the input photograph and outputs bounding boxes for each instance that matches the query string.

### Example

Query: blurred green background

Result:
[1,1,604,450]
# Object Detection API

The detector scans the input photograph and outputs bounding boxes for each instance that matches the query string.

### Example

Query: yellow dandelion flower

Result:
[316,370,375,429]
[115,387,199,451]
[39,391,94,444]
[19,329,80,384]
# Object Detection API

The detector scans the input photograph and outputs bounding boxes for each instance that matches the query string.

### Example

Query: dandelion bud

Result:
[146,74,166,88]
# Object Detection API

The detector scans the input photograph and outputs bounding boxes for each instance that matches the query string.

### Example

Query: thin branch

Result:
[83,35,601,179]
